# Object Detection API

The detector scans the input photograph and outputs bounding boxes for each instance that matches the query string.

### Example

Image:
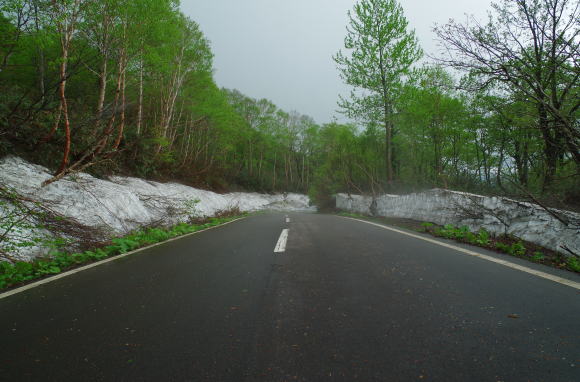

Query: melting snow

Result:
[337,190,580,256]
[0,156,315,260]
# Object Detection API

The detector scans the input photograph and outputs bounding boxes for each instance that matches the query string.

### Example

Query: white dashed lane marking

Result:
[274,229,289,253]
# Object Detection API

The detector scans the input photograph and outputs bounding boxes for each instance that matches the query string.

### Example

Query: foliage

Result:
[434,0,580,193]
[0,0,329,194]
[567,257,580,273]
[417,221,579,272]
[334,0,422,184]
[531,252,545,262]
[432,224,491,246]
[495,241,526,257]
[183,198,201,223]
[310,0,579,205]
[420,222,434,232]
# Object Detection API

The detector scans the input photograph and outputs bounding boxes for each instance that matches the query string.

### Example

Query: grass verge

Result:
[0,214,246,292]
[337,212,580,274]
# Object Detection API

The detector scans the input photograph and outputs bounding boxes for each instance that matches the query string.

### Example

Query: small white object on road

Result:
[274,229,289,253]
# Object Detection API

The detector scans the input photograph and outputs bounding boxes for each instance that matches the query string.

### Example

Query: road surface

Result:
[1,213,579,381]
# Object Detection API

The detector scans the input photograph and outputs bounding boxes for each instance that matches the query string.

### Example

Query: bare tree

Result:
[434,0,580,188]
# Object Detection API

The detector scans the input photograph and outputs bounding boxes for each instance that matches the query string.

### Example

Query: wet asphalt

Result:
[0,213,579,381]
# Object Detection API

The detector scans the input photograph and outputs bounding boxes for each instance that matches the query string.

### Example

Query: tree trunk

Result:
[136,50,144,136]
[112,50,126,150]
[539,104,558,191]
[496,130,507,189]
[273,152,277,190]
[56,65,70,173]
[96,58,108,132]
[384,103,393,185]
[33,2,45,102]
[55,33,71,175]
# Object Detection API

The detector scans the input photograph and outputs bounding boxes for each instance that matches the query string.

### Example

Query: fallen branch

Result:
[507,178,570,226]
[560,245,579,259]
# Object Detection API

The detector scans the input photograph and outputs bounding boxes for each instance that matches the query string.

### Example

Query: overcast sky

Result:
[180,0,492,124]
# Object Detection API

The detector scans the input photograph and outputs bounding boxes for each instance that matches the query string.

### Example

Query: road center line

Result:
[274,229,289,253]
[286,217,291,223]
[342,216,580,291]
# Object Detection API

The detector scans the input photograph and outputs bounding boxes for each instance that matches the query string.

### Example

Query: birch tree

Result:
[334,0,422,185]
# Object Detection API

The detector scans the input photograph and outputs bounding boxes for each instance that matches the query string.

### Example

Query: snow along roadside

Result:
[0,156,316,260]
[336,191,580,256]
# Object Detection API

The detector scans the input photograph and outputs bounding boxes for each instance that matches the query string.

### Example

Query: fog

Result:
[180,0,492,124]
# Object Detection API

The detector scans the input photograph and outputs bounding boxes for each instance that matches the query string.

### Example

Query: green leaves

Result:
[334,0,422,184]
[567,257,580,273]
[111,238,141,254]
[335,0,422,97]
[433,224,490,246]
[495,241,526,257]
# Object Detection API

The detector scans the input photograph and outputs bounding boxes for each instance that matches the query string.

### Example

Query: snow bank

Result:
[337,189,580,256]
[0,156,315,260]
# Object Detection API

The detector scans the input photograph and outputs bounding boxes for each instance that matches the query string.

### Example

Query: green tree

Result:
[397,66,469,189]
[333,0,422,185]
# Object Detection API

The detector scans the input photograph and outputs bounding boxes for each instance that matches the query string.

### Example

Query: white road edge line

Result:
[274,229,289,253]
[342,216,580,291]
[0,217,247,300]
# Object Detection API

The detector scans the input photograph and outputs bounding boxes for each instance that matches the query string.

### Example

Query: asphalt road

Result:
[1,213,579,381]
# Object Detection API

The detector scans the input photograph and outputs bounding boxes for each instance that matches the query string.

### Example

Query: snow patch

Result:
[337,189,580,256]
[0,156,315,260]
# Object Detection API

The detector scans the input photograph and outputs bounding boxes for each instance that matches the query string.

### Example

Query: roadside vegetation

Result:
[339,212,580,274]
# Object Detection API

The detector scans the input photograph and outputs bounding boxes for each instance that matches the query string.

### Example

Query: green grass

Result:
[432,224,491,246]
[0,215,244,291]
[567,257,580,272]
[495,241,526,257]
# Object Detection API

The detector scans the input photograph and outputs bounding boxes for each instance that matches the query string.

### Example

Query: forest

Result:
[0,0,578,210]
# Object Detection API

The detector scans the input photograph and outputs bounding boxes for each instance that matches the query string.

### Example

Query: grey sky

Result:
[180,0,492,124]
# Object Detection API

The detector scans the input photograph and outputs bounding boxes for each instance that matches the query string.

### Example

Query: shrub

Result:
[183,198,201,223]
[531,252,545,262]
[567,257,580,272]
[496,241,526,257]
[511,241,526,256]
[421,222,434,232]
[496,242,509,252]
[474,229,490,246]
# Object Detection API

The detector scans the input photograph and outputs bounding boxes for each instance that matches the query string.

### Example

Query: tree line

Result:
[325,0,579,208]
[0,0,315,192]
[0,0,578,209]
